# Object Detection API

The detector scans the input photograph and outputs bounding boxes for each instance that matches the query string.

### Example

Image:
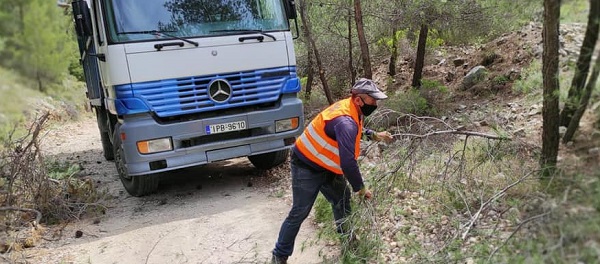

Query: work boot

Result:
[271,254,288,264]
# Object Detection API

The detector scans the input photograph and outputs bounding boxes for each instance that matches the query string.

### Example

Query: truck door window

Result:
[104,0,289,43]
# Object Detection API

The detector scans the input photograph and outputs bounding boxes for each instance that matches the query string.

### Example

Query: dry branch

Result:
[0,207,42,225]
[394,129,511,141]
[486,211,552,263]
[461,171,535,240]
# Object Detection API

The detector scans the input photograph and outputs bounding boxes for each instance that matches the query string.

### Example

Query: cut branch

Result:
[0,207,42,224]
[487,211,552,262]
[394,130,511,140]
[461,172,534,240]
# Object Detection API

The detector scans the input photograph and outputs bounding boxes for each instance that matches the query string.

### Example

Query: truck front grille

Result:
[130,67,293,117]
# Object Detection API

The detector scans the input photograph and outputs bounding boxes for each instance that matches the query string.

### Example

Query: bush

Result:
[374,79,448,128]
[0,114,107,254]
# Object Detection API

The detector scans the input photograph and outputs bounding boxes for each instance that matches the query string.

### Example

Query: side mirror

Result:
[72,0,93,37]
[284,0,297,20]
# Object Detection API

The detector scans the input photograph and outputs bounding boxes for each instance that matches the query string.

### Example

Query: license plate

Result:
[205,120,246,134]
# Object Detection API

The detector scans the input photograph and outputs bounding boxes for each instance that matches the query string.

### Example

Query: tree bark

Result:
[388,28,398,76]
[348,1,356,85]
[412,24,428,88]
[541,0,561,177]
[298,0,333,104]
[559,0,600,126]
[563,50,600,142]
[298,1,314,100]
[353,0,372,79]
[304,50,315,101]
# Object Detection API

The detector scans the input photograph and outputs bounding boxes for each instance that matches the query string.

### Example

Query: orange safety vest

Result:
[295,97,363,174]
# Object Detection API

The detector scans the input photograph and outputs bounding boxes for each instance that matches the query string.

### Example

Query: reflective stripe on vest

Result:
[295,98,362,174]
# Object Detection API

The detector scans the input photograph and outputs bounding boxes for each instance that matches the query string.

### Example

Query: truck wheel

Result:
[96,108,114,161]
[248,149,289,170]
[113,124,159,197]
[100,130,114,161]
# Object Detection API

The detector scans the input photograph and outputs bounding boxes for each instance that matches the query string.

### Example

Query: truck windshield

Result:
[104,0,289,43]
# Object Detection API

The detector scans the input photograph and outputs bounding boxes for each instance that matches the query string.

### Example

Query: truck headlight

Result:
[137,137,173,154]
[275,117,299,133]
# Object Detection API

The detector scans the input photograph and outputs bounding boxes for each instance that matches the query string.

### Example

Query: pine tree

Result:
[3,0,73,92]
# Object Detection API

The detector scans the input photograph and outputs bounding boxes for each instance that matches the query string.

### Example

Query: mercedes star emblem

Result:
[208,79,232,103]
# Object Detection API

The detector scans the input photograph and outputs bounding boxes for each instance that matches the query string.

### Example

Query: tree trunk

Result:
[412,24,428,88]
[348,1,356,85]
[305,48,315,101]
[36,71,45,93]
[541,0,561,177]
[388,28,398,76]
[298,1,314,100]
[18,2,25,33]
[298,0,333,104]
[559,0,600,126]
[563,50,600,142]
[353,0,372,79]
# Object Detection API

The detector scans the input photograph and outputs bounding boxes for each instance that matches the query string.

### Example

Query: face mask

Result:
[359,97,377,116]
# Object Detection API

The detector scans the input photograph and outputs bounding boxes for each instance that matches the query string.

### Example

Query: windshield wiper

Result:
[118,30,199,47]
[210,29,276,41]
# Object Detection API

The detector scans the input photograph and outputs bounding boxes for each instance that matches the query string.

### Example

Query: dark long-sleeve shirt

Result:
[293,115,372,192]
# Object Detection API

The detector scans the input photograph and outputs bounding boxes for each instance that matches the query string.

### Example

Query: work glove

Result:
[372,131,394,143]
[357,187,372,199]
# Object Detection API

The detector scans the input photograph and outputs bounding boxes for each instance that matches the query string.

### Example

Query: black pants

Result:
[272,154,351,257]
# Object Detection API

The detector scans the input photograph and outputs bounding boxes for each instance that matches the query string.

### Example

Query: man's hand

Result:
[357,187,373,199]
[372,131,394,143]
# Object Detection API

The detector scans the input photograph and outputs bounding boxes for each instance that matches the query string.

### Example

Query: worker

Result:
[271,78,393,264]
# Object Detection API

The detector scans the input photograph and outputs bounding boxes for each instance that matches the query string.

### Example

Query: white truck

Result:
[71,0,303,196]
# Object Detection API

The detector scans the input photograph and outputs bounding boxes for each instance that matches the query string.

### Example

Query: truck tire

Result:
[96,108,114,161]
[113,124,159,197]
[248,149,290,170]
[100,130,114,161]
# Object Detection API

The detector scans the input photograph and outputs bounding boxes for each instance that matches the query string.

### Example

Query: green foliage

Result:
[424,29,444,50]
[492,75,510,86]
[314,194,333,225]
[46,75,87,105]
[514,59,574,101]
[385,89,430,116]
[380,79,448,119]
[492,171,600,263]
[471,0,541,42]
[420,78,448,93]
[377,28,443,52]
[561,0,590,23]
[46,160,81,180]
[0,67,85,142]
[0,0,77,92]
[376,30,407,52]
[0,67,45,140]
[69,61,85,82]
[0,1,26,35]
[328,77,351,99]
[513,60,543,94]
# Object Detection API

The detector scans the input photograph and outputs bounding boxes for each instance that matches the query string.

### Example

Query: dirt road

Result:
[29,114,330,264]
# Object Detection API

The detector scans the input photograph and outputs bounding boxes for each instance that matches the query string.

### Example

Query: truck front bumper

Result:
[119,95,304,176]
